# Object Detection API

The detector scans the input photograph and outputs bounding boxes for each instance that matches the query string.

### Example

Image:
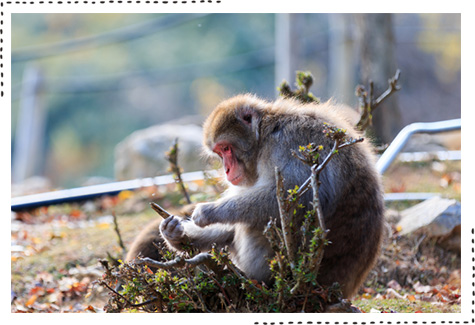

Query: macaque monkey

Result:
[129,94,384,299]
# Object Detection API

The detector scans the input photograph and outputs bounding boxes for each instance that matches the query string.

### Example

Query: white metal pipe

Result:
[376,118,461,174]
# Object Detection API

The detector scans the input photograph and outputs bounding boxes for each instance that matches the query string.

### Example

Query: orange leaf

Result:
[25,294,38,307]
[85,305,96,312]
[29,286,44,295]
[407,295,416,302]
[118,190,134,201]
[70,209,83,218]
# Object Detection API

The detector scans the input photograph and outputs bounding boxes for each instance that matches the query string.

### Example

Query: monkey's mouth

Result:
[228,173,243,185]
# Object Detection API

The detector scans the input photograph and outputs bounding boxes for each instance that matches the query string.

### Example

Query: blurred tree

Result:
[355,13,402,144]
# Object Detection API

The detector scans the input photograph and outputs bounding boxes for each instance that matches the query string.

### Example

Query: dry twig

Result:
[166,138,192,204]
[356,69,401,131]
[135,252,213,270]
[111,211,126,252]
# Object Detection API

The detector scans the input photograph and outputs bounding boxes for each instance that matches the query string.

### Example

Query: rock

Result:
[115,123,206,180]
[11,176,52,197]
[385,208,401,224]
[396,197,461,251]
[404,130,461,152]
[396,197,460,236]
[437,224,461,252]
[324,299,361,313]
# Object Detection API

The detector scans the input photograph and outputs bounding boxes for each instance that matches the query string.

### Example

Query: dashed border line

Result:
[4,1,221,4]
[1,2,3,98]
[1,5,471,323]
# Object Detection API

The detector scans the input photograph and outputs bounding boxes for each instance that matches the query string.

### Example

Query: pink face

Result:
[213,141,244,186]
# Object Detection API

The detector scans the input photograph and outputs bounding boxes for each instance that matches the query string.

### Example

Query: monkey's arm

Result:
[160,216,235,252]
[191,184,278,229]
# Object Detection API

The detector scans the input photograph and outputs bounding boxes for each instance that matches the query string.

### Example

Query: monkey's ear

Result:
[238,106,262,141]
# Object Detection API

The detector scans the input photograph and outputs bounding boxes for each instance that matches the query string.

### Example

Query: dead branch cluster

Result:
[356,69,401,131]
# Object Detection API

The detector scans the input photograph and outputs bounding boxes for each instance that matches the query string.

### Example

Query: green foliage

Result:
[278,71,320,104]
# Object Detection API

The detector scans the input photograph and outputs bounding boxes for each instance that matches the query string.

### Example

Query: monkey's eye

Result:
[223,146,230,152]
[242,114,252,124]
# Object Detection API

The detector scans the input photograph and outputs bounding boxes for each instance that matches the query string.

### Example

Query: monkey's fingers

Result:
[150,202,172,219]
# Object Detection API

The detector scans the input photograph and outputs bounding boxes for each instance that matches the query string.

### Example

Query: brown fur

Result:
[135,94,384,298]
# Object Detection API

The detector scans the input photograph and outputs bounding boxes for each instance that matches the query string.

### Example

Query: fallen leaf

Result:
[413,281,432,294]
[363,287,376,294]
[25,294,38,307]
[96,223,110,229]
[85,305,96,312]
[385,288,403,299]
[387,279,402,291]
[118,190,134,201]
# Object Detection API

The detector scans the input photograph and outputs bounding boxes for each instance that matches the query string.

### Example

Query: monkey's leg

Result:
[125,218,164,263]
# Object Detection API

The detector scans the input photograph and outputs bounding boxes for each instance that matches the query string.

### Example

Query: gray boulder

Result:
[396,196,461,251]
[115,124,206,180]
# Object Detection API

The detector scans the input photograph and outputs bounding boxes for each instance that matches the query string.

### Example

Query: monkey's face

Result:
[203,95,266,187]
[212,141,244,186]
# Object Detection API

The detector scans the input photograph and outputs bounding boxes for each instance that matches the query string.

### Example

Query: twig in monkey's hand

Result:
[150,202,172,219]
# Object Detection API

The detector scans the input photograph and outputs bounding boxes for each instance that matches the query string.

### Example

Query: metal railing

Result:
[376,118,461,174]
[11,119,461,211]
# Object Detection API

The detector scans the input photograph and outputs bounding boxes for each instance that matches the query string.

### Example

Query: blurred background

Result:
[10,13,461,191]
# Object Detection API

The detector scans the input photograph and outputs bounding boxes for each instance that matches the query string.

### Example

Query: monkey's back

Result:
[262,99,385,298]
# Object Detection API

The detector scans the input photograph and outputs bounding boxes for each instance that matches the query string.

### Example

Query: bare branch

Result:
[373,69,401,108]
[275,167,297,271]
[99,279,159,309]
[150,202,172,219]
[135,252,213,270]
[111,211,125,252]
[356,69,401,131]
[166,138,192,204]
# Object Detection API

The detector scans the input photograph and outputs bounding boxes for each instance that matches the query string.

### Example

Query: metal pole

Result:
[11,170,218,212]
[12,66,45,183]
[376,118,461,174]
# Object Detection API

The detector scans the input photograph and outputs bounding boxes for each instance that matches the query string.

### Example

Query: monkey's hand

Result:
[191,202,217,228]
[160,216,186,246]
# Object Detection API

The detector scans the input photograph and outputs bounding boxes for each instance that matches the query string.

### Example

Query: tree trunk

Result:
[275,13,304,92]
[328,13,356,105]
